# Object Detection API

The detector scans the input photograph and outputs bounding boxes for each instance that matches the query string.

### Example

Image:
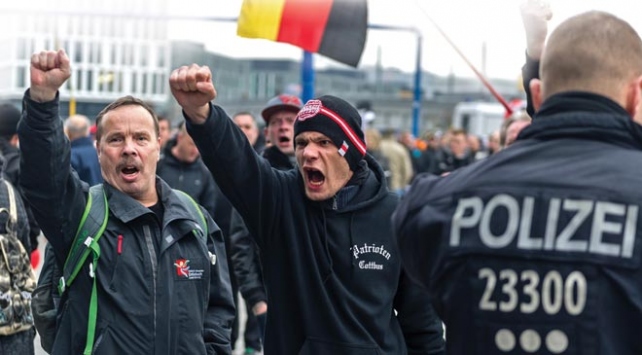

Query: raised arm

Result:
[520,0,552,117]
[169,65,289,248]
[18,50,87,260]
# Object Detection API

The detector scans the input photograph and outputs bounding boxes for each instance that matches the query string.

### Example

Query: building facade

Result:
[0,0,171,117]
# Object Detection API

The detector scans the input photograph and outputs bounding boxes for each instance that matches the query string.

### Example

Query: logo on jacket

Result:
[352,243,391,271]
[175,259,190,277]
[174,259,204,280]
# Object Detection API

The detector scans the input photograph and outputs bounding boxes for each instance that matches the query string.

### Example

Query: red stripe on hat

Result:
[318,107,366,155]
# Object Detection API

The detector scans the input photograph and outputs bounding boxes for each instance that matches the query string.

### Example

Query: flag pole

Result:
[411,33,423,138]
[301,51,315,102]
[416,5,513,115]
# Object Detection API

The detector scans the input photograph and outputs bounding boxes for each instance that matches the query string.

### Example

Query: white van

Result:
[451,102,506,137]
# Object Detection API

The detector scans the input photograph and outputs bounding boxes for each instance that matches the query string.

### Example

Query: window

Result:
[15,67,26,88]
[140,44,148,66]
[157,46,165,67]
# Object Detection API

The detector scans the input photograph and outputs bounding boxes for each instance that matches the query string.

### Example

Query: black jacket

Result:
[70,136,102,186]
[394,92,642,354]
[18,93,235,355]
[187,104,445,355]
[0,139,41,252]
[228,144,294,309]
[261,145,295,170]
[157,139,218,218]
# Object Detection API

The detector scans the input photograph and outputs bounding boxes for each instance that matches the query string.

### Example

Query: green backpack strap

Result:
[59,184,109,355]
[174,189,209,238]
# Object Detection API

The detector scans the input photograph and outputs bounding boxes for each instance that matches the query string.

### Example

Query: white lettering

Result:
[564,271,587,315]
[518,197,542,249]
[358,260,384,270]
[450,195,638,259]
[555,200,593,252]
[479,269,587,316]
[520,270,539,314]
[479,268,497,311]
[499,269,518,312]
[589,202,625,257]
[542,271,563,315]
[480,194,519,248]
[622,205,638,258]
[451,197,483,246]
[544,198,561,250]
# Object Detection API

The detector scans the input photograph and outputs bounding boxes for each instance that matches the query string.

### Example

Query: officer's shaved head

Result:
[540,11,642,102]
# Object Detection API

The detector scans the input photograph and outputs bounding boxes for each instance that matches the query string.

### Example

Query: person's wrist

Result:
[183,104,210,124]
[29,87,57,103]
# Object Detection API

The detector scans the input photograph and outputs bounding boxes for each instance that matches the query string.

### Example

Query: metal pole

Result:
[301,51,315,102]
[412,34,422,138]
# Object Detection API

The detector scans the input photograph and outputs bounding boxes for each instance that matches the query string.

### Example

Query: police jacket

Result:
[187,104,445,355]
[394,92,642,355]
[18,93,235,355]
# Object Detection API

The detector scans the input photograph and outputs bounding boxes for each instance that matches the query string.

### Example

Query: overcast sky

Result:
[167,0,641,81]
[2,0,638,82]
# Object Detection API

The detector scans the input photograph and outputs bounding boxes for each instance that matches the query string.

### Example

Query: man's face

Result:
[234,114,258,146]
[174,130,200,163]
[449,133,468,158]
[96,105,160,205]
[506,120,531,147]
[488,131,500,152]
[295,131,353,201]
[158,119,171,147]
[267,110,296,155]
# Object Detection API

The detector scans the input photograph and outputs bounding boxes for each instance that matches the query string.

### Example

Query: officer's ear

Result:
[626,75,642,125]
[529,78,544,112]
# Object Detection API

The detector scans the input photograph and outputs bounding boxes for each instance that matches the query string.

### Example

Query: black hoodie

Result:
[187,104,445,355]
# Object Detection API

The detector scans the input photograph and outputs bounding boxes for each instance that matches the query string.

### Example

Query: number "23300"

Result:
[478,268,587,316]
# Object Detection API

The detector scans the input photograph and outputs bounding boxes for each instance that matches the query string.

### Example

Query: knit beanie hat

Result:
[294,95,366,172]
[0,103,21,139]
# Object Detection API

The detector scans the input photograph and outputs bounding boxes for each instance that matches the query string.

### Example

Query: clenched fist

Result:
[30,50,71,103]
[169,64,217,124]
[520,0,553,60]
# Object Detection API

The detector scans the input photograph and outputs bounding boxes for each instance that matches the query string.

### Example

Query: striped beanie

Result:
[294,95,366,172]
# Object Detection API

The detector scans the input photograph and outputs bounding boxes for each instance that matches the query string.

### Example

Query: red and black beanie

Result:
[294,95,367,172]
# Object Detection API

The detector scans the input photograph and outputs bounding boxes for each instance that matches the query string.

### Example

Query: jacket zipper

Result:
[143,225,157,352]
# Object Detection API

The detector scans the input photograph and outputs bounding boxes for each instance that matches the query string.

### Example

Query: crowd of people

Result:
[2,0,642,354]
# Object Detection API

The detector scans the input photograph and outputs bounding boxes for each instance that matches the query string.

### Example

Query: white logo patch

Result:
[296,99,322,121]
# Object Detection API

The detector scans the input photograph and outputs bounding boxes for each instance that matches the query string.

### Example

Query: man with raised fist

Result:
[19,50,234,355]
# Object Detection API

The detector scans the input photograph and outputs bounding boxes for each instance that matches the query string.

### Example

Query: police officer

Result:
[394,10,642,355]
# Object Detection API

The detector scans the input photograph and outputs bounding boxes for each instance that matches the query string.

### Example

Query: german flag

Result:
[237,0,368,67]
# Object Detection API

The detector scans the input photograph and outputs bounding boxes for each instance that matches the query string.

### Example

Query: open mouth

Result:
[278,136,290,144]
[304,167,325,186]
[121,165,140,177]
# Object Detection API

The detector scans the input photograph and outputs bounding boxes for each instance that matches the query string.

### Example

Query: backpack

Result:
[31,184,209,354]
[0,179,37,336]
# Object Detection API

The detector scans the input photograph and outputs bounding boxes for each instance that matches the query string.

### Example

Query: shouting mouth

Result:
[304,167,325,188]
[120,164,140,182]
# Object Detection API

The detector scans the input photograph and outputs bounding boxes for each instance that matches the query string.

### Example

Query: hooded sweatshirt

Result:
[187,104,444,355]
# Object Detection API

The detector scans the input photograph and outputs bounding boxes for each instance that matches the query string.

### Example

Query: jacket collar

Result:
[519,91,642,150]
[104,178,202,226]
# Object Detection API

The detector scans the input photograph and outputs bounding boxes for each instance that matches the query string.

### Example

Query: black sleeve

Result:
[202,210,235,355]
[522,51,541,118]
[229,208,266,308]
[393,269,445,354]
